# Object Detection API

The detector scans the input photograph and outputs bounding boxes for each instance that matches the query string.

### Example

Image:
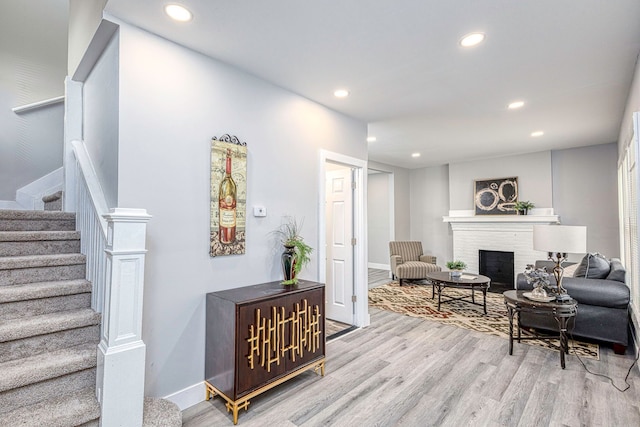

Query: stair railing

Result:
[71,140,108,312]
[70,138,151,425]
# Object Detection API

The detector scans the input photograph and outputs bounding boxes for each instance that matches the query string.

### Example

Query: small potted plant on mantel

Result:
[446,260,467,278]
[514,200,535,215]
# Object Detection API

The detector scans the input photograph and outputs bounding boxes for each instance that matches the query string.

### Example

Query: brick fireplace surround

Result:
[443,210,560,287]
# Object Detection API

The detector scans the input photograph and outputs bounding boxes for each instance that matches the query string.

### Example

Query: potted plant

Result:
[514,200,535,215]
[273,217,313,285]
[446,260,467,278]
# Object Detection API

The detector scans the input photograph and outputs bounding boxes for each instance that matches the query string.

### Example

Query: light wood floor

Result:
[369,268,391,289]
[182,307,640,426]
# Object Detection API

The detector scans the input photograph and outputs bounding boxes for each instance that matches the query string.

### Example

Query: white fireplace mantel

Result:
[443,209,559,225]
[443,209,560,286]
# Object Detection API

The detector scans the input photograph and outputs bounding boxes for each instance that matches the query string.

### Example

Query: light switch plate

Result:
[253,206,267,217]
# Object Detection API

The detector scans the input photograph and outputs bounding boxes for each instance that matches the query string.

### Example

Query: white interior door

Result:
[325,166,354,324]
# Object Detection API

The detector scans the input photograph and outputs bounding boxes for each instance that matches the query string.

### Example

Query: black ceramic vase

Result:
[281,245,297,283]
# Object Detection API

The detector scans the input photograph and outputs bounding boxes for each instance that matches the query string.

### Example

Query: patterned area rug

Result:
[369,282,599,360]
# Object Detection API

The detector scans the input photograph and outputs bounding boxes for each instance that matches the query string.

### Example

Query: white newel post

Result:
[97,208,152,427]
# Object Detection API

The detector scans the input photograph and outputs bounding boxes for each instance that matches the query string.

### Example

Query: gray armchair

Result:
[389,241,441,285]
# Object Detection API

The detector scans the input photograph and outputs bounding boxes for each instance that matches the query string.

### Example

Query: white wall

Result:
[552,143,619,259]
[367,160,410,240]
[410,147,618,267]
[114,21,367,400]
[410,165,451,267]
[367,171,391,266]
[448,151,553,211]
[82,30,119,208]
[0,0,67,201]
[0,102,64,200]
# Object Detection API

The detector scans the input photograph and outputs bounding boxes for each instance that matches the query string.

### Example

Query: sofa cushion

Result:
[575,253,610,279]
[395,261,441,279]
[517,268,631,309]
[606,258,626,283]
[561,277,630,308]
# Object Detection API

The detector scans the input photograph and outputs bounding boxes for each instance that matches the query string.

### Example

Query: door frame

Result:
[318,150,369,328]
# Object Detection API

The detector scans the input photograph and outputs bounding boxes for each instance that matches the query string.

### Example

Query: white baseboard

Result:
[15,167,63,210]
[368,262,390,271]
[163,381,206,411]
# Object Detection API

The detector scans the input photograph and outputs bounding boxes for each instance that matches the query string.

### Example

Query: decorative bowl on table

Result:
[523,292,556,303]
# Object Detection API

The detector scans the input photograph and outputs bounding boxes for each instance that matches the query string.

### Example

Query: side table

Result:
[503,290,577,369]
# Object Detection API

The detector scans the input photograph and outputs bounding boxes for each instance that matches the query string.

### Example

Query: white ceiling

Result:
[103,0,640,169]
[4,1,640,172]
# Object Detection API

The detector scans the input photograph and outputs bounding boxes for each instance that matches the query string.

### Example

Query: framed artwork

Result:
[474,177,518,215]
[210,134,247,256]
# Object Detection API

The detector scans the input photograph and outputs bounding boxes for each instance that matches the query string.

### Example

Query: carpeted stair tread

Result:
[0,253,86,270]
[0,343,97,392]
[0,210,75,220]
[0,230,80,241]
[0,279,91,303]
[0,308,100,343]
[0,324,99,364]
[0,210,75,231]
[42,191,63,203]
[0,387,100,427]
[0,232,81,257]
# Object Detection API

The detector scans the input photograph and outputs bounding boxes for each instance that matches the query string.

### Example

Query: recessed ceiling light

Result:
[508,101,525,109]
[367,136,376,142]
[531,131,544,137]
[334,89,350,98]
[411,153,421,158]
[459,32,485,47]
[165,4,193,22]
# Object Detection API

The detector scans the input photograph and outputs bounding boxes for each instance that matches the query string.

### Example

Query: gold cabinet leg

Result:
[233,404,239,425]
[314,360,326,376]
[205,384,216,400]
[228,400,250,424]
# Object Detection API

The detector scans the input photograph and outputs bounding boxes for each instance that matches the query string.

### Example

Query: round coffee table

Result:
[503,290,577,369]
[425,271,491,314]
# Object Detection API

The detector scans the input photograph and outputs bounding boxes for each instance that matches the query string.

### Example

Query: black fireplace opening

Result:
[479,250,514,294]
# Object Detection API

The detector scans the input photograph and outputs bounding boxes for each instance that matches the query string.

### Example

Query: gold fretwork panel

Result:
[246,299,322,371]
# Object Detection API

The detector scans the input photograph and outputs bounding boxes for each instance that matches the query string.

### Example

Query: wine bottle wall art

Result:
[210,135,247,256]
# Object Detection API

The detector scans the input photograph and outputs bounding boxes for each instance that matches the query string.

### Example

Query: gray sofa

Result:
[516,259,630,354]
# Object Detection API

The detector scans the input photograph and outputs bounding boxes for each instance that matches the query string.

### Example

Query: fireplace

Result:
[443,210,560,289]
[479,250,514,293]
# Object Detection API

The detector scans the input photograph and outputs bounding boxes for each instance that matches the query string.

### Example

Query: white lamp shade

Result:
[533,225,587,254]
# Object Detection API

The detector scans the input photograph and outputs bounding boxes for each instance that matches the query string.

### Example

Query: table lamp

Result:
[533,225,587,302]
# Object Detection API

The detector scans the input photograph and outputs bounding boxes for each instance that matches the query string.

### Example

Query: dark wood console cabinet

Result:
[205,280,325,424]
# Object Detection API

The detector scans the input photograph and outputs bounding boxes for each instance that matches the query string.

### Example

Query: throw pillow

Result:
[562,263,579,277]
[606,258,626,283]
[574,253,610,279]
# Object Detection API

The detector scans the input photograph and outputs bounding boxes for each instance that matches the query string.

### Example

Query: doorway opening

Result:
[367,168,394,289]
